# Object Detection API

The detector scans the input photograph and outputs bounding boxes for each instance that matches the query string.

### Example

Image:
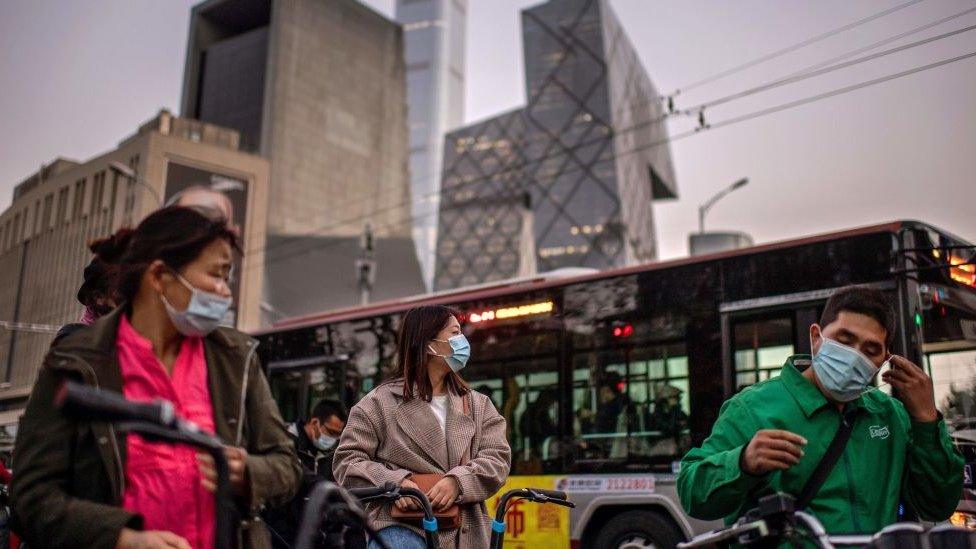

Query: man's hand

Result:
[115,528,191,549]
[741,429,807,476]
[881,355,938,422]
[395,477,422,512]
[427,476,460,510]
[197,446,249,497]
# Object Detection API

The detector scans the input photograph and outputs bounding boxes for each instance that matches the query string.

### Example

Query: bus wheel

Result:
[592,510,684,549]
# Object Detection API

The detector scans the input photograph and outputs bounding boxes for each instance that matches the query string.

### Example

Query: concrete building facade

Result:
[181,0,412,240]
[0,111,269,409]
[434,0,677,291]
[395,0,467,289]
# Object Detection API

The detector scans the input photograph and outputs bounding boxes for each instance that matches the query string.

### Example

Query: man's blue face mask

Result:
[812,336,880,402]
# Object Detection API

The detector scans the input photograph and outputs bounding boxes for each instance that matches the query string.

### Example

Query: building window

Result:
[11,213,20,244]
[56,187,69,224]
[33,200,41,235]
[90,172,105,215]
[42,194,53,229]
[73,178,87,219]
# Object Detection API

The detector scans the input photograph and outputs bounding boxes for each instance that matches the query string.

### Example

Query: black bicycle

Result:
[295,480,439,549]
[678,492,976,549]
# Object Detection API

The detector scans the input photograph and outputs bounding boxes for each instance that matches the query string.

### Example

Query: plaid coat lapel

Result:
[446,391,476,469]
[392,385,450,470]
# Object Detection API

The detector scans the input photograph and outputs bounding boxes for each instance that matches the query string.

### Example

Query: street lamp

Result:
[109,161,162,206]
[698,177,749,233]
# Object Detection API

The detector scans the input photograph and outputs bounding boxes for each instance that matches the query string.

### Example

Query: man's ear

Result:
[809,324,823,355]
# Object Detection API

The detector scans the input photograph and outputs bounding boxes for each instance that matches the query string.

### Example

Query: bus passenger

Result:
[595,373,630,433]
[333,305,511,549]
[11,206,301,549]
[519,388,559,459]
[678,286,964,535]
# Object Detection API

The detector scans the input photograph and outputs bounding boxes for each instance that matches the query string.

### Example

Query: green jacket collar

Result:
[780,355,879,418]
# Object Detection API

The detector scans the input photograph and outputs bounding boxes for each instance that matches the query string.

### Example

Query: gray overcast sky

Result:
[1,0,974,260]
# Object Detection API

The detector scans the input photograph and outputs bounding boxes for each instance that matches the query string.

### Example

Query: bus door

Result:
[265,354,349,424]
[720,288,839,396]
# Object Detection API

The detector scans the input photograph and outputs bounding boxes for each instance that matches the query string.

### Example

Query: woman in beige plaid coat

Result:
[333,305,512,549]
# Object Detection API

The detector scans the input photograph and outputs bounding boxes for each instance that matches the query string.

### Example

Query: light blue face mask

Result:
[314,433,338,451]
[812,336,880,402]
[430,334,471,372]
[161,272,233,337]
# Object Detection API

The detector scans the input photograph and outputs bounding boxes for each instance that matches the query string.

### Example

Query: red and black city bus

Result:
[254,220,976,548]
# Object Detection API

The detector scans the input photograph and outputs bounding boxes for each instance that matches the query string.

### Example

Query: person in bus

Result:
[11,206,301,549]
[519,388,559,460]
[678,286,964,534]
[333,305,511,549]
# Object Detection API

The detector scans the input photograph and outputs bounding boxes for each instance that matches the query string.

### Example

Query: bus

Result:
[254,220,976,548]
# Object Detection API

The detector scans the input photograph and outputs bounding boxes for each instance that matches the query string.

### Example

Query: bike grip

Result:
[491,519,506,533]
[530,488,568,501]
[422,517,438,532]
[348,484,395,499]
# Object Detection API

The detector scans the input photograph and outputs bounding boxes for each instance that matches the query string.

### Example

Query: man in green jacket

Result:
[678,286,964,535]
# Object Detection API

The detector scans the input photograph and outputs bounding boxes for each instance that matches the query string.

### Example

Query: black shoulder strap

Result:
[796,407,861,509]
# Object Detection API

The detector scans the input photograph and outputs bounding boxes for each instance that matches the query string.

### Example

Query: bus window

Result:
[733,316,794,391]
[926,350,976,430]
[570,343,690,470]
[464,318,561,475]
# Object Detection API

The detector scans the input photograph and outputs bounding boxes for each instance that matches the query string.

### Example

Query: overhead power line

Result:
[668,0,925,96]
[680,22,976,114]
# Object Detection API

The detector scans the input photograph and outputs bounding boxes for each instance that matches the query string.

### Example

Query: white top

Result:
[430,395,448,433]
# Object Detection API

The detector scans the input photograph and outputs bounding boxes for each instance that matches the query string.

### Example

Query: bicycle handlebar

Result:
[346,483,439,548]
[347,482,399,500]
[490,488,574,549]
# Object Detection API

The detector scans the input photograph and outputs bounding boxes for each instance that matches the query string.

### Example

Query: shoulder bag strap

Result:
[795,407,861,509]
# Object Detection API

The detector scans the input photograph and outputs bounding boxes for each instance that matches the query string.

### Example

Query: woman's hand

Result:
[396,477,422,512]
[427,476,460,510]
[197,446,250,497]
[115,528,191,549]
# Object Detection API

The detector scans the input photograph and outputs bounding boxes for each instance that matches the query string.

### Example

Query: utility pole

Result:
[356,223,376,306]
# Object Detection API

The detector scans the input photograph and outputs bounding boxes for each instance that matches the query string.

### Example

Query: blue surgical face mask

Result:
[161,271,232,337]
[812,336,880,402]
[314,433,337,451]
[430,334,471,372]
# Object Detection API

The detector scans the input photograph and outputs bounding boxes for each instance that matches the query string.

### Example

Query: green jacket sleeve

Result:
[11,365,142,549]
[677,397,768,520]
[241,353,302,514]
[901,417,964,521]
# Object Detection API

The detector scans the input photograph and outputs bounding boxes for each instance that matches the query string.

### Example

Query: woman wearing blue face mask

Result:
[11,206,301,549]
[333,305,512,549]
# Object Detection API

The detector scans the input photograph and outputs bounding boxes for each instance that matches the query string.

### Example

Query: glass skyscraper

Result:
[396,0,467,290]
[434,0,677,290]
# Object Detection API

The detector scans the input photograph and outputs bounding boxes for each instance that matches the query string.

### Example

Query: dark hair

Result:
[820,286,895,347]
[391,305,469,402]
[309,399,347,423]
[80,228,143,313]
[108,206,241,303]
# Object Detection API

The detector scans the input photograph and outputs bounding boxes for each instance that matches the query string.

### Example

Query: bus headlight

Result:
[949,511,976,530]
